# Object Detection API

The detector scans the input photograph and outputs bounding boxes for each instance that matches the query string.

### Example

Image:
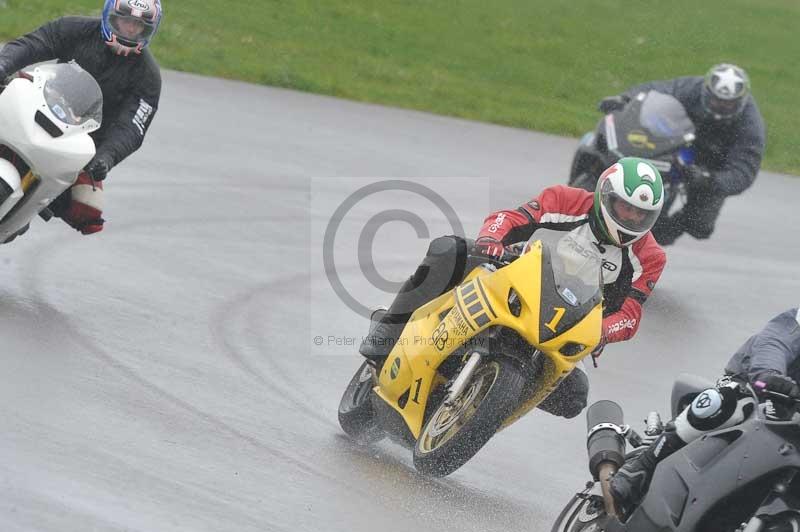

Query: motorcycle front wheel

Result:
[338,361,384,444]
[412,356,524,477]
[550,490,610,532]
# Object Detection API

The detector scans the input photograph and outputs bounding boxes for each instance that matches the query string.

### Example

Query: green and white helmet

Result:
[592,157,664,247]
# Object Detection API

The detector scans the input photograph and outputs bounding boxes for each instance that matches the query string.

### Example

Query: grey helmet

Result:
[701,63,750,120]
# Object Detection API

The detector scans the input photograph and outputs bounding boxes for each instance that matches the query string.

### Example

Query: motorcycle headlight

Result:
[559,342,585,357]
[507,288,521,317]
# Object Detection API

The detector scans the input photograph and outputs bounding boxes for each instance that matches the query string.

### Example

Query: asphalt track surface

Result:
[1,70,797,532]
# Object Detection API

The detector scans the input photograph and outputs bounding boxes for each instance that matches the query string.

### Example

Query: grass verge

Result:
[2,0,798,173]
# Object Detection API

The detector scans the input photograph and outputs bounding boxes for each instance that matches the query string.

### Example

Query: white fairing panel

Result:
[0,73,98,180]
[0,63,102,239]
[0,159,23,221]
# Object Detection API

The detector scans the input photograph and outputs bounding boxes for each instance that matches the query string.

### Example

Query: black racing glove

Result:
[757,374,800,400]
[685,165,715,191]
[84,155,111,182]
[598,94,630,114]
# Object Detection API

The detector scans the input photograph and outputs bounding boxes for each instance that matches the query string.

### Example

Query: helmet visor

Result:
[701,86,744,119]
[109,14,156,44]
[600,189,660,233]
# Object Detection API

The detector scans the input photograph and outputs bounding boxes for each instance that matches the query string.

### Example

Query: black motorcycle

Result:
[551,374,800,532]
[568,91,697,217]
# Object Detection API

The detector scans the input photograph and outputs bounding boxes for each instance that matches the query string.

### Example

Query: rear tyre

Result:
[338,361,384,444]
[413,357,525,476]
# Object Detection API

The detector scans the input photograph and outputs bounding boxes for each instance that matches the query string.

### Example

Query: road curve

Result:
[0,70,797,532]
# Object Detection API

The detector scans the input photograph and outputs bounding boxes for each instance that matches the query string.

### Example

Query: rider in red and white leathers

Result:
[471,184,665,417]
[477,184,665,346]
[359,158,667,419]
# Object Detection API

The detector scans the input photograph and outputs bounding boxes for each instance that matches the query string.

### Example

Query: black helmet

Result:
[700,63,750,121]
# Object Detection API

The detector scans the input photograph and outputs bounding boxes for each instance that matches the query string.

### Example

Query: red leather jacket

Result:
[477,185,666,344]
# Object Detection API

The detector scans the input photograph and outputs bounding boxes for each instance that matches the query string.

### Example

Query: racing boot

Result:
[609,426,685,514]
[358,289,414,369]
[359,236,467,368]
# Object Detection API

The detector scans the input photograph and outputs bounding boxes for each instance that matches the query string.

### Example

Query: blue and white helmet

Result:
[101,0,163,56]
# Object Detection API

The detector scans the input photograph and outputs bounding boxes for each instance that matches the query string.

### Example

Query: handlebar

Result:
[754,381,800,406]
[469,250,520,267]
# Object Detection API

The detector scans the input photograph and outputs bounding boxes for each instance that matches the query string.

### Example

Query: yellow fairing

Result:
[374,241,603,438]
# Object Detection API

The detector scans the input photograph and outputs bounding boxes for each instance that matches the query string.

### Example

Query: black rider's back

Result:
[0,17,161,170]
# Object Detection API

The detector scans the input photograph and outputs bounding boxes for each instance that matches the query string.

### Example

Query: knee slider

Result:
[419,235,467,290]
[426,235,462,258]
[560,401,586,419]
[557,368,589,418]
[571,366,590,398]
[562,392,588,419]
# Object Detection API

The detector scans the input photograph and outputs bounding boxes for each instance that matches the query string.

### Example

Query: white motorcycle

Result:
[0,61,102,243]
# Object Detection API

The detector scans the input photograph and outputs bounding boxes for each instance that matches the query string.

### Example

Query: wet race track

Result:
[1,71,798,531]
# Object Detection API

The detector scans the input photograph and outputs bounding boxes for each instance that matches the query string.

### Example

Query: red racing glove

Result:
[474,236,506,260]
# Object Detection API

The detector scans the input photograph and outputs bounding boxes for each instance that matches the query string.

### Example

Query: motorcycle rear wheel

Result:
[338,361,384,444]
[412,357,524,477]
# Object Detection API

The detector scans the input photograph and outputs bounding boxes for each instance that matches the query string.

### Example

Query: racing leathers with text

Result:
[359,184,667,419]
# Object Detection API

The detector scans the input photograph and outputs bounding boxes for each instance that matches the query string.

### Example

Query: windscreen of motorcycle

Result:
[639,91,694,140]
[41,63,103,127]
[525,228,603,307]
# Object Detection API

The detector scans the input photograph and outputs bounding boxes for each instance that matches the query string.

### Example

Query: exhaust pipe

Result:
[586,400,627,517]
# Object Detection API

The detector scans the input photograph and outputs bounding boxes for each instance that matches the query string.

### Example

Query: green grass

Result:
[2,0,798,174]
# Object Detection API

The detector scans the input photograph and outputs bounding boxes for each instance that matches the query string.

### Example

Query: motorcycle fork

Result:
[443,351,482,406]
[597,462,619,518]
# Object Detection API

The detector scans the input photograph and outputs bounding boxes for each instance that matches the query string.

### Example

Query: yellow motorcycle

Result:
[338,228,604,476]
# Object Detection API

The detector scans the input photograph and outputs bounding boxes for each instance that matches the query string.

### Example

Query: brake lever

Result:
[470,251,520,268]
[754,381,800,405]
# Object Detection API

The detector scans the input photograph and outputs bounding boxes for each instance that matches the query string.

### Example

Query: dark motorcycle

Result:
[551,374,800,532]
[568,91,697,217]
